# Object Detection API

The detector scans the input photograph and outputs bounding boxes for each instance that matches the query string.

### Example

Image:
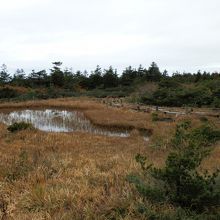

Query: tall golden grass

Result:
[0,98,219,219]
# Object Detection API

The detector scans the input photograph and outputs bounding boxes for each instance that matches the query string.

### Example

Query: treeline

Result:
[0,62,164,89]
[1,61,220,107]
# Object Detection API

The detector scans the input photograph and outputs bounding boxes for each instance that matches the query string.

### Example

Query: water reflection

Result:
[0,109,130,137]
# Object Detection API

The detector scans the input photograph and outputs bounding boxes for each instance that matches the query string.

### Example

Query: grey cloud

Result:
[0,0,220,74]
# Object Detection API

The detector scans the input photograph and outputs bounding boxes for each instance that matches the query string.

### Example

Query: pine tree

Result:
[0,64,11,84]
[50,62,65,87]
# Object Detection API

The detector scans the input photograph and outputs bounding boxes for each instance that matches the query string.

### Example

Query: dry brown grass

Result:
[0,98,155,131]
[0,122,169,219]
[0,98,219,219]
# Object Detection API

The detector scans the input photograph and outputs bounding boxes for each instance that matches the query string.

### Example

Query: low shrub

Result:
[199,116,209,122]
[7,122,33,132]
[151,112,159,121]
[171,120,220,148]
[151,112,174,122]
[0,87,18,99]
[129,121,220,216]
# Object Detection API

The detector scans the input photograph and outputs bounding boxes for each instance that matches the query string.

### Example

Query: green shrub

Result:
[7,122,33,132]
[127,174,166,203]
[129,121,220,214]
[0,87,18,99]
[140,83,214,107]
[151,112,159,121]
[150,148,220,212]
[212,98,220,108]
[190,124,220,146]
[199,116,208,122]
[171,120,220,148]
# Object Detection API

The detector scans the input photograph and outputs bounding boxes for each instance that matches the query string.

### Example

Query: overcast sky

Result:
[1,0,220,74]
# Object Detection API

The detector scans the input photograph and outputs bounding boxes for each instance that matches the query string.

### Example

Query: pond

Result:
[0,109,148,139]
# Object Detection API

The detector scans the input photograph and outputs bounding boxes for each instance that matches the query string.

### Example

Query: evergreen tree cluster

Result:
[0,62,165,89]
[1,61,220,107]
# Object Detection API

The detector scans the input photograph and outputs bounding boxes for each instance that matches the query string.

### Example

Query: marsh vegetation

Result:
[0,98,219,219]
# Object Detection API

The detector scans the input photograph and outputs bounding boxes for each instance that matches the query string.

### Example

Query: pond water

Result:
[0,109,133,138]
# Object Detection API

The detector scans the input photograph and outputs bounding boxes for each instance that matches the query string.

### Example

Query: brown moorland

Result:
[0,98,219,219]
